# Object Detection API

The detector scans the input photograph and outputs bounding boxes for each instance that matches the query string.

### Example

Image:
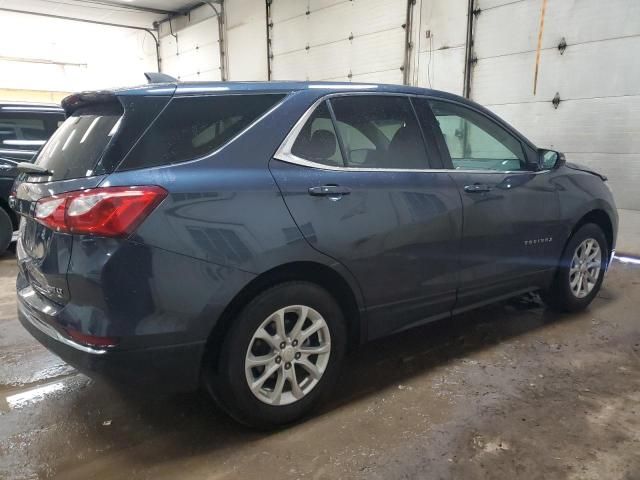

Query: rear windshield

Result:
[0,112,62,153]
[35,103,123,181]
[119,94,285,170]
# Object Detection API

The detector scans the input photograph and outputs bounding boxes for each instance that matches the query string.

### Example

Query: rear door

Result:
[414,97,563,309]
[270,94,463,339]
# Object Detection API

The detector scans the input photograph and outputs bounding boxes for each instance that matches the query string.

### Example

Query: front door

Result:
[417,98,563,309]
[270,94,463,339]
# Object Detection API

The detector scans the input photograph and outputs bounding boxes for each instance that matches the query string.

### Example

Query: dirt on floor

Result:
[0,250,639,480]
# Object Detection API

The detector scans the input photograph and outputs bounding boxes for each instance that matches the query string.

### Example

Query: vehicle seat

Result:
[384,125,426,169]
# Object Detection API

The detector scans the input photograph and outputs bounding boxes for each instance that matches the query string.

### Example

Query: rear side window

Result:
[35,103,123,181]
[291,101,344,167]
[121,94,285,170]
[329,96,429,169]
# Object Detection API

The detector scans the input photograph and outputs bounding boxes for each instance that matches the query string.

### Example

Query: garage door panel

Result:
[473,36,640,105]
[271,0,308,23]
[271,50,308,80]
[475,0,640,59]
[351,68,403,85]
[271,0,406,82]
[307,41,352,79]
[271,16,309,55]
[474,2,541,59]
[310,0,346,11]
[351,0,406,36]
[159,35,178,60]
[307,2,352,48]
[351,28,405,75]
[416,46,465,95]
[565,153,640,210]
[418,0,468,51]
[177,19,219,49]
[488,96,640,155]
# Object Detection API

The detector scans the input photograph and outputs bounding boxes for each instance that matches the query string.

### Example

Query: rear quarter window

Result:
[119,94,285,171]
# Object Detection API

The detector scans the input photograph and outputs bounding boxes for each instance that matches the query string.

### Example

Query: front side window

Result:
[329,96,429,169]
[427,99,526,171]
[121,94,285,170]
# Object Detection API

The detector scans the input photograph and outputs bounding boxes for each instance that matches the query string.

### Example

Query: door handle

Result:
[464,184,493,193]
[308,185,351,197]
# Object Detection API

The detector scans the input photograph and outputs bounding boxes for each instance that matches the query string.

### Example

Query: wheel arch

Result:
[202,261,364,373]
[570,209,614,256]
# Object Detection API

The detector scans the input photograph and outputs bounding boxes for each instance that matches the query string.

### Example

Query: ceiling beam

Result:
[57,0,179,16]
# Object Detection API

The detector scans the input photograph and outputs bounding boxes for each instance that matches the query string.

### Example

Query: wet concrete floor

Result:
[1,250,639,479]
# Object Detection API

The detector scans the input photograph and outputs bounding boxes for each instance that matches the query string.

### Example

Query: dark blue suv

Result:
[12,81,617,427]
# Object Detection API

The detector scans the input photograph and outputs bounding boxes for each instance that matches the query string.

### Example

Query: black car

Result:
[0,102,64,252]
[13,81,617,427]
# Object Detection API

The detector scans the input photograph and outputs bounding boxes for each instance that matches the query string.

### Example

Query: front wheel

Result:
[544,223,608,312]
[205,281,346,428]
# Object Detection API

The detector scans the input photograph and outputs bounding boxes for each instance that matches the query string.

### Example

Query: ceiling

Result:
[0,0,205,28]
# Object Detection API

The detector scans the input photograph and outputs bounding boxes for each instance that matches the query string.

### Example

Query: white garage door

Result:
[269,0,408,84]
[471,0,640,210]
[160,17,221,81]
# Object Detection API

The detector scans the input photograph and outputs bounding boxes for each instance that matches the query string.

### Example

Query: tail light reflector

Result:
[34,186,167,237]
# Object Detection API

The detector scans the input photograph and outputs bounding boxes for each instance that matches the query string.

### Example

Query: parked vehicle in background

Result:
[12,81,617,428]
[0,102,65,253]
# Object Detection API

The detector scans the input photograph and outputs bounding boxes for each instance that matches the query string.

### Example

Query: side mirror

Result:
[538,149,565,170]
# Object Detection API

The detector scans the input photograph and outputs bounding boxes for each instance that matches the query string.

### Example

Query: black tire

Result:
[205,281,346,429]
[0,208,12,255]
[544,223,608,312]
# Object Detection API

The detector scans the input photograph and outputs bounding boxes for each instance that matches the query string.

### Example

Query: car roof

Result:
[0,101,64,113]
[112,80,466,102]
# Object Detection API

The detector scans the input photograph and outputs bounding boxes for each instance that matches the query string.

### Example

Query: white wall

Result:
[0,11,158,94]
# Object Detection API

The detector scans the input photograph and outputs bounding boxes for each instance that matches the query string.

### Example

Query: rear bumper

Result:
[18,287,205,392]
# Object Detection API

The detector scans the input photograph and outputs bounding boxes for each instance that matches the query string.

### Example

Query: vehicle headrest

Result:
[308,129,337,160]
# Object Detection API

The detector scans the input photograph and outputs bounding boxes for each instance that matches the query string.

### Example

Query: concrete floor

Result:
[1,250,639,479]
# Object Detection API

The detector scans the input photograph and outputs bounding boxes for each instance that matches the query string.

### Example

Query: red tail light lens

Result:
[66,328,119,348]
[34,186,167,237]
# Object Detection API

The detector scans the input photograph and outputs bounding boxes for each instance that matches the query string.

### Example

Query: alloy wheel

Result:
[569,238,602,299]
[245,305,331,405]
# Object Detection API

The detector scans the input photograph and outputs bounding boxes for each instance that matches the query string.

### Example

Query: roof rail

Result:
[144,72,178,84]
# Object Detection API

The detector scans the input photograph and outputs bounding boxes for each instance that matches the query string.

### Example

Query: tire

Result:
[205,281,346,428]
[544,223,608,312]
[0,208,12,255]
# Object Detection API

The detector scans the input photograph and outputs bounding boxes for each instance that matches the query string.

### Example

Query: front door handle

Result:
[464,184,493,193]
[308,185,351,197]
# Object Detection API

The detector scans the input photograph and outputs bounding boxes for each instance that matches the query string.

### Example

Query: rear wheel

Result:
[205,281,346,428]
[0,208,12,255]
[544,223,608,312]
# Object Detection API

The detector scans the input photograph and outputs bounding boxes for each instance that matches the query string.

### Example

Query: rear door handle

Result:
[308,185,351,196]
[464,184,493,193]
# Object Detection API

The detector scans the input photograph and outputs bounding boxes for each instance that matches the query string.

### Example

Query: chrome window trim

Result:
[273,91,549,175]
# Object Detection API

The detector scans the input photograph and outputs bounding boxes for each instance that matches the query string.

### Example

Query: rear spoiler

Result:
[61,73,178,116]
[61,91,119,116]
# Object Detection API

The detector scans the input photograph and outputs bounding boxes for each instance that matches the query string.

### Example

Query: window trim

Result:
[274,92,545,175]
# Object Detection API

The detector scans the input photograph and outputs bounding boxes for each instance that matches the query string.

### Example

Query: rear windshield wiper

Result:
[16,162,52,176]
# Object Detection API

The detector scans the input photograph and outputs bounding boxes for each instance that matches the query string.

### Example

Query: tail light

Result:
[34,186,167,237]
